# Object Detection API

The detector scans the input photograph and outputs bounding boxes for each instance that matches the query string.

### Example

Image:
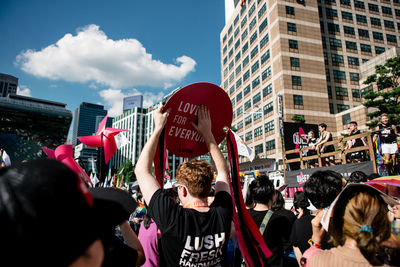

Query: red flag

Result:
[240,0,246,6]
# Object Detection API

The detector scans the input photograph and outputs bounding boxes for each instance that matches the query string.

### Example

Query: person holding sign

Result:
[135,105,233,267]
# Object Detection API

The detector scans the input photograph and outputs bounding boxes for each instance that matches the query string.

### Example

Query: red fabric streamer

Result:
[226,130,272,266]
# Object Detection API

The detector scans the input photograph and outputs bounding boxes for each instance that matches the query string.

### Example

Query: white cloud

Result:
[15,24,196,89]
[17,85,32,97]
[99,88,164,117]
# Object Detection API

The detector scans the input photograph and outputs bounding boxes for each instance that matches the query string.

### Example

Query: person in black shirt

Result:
[247,176,292,267]
[313,123,335,166]
[290,170,343,265]
[373,113,398,175]
[135,105,232,267]
[345,121,367,163]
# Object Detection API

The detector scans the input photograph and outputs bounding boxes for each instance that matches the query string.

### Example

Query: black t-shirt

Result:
[290,214,333,254]
[379,124,397,144]
[248,209,291,267]
[148,189,233,267]
[273,209,297,250]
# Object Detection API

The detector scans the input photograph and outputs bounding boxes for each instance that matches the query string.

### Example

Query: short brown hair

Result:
[380,113,388,118]
[176,160,214,198]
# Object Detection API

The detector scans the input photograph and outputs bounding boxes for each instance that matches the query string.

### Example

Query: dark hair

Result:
[349,121,358,126]
[249,175,274,205]
[348,171,368,183]
[319,123,327,129]
[304,170,343,209]
[245,187,254,208]
[271,190,285,211]
[293,191,310,210]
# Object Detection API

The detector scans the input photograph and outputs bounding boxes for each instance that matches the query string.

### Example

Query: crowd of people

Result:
[299,113,399,175]
[1,106,400,267]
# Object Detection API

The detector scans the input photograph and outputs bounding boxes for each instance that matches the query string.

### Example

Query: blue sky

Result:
[0,0,226,119]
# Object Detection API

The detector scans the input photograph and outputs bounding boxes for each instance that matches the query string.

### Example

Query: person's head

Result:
[308,130,315,139]
[293,191,310,211]
[330,185,391,265]
[176,159,213,199]
[380,113,389,124]
[271,190,285,211]
[349,121,358,131]
[249,175,275,206]
[347,171,368,184]
[318,123,327,132]
[304,170,343,209]
[0,159,135,267]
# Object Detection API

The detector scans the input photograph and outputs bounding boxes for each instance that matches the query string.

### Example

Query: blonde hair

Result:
[331,189,391,265]
[176,160,213,198]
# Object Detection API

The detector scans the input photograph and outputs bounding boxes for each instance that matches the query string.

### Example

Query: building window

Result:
[368,3,379,12]
[234,27,240,38]
[254,127,263,139]
[287,22,297,32]
[332,54,344,64]
[333,70,346,80]
[248,3,256,17]
[251,60,260,73]
[326,8,338,18]
[255,143,263,154]
[264,102,273,114]
[286,6,295,15]
[241,16,248,28]
[236,92,243,102]
[360,44,371,53]
[237,106,243,116]
[343,26,355,35]
[250,31,258,45]
[236,77,242,87]
[290,57,300,67]
[252,76,260,89]
[266,140,276,151]
[236,65,242,75]
[229,60,234,70]
[243,69,250,82]
[346,41,357,50]
[244,85,251,96]
[260,50,270,64]
[358,29,369,38]
[230,85,235,95]
[352,89,361,99]
[384,20,395,29]
[341,11,353,21]
[340,0,350,5]
[251,45,259,59]
[223,34,227,44]
[337,104,350,112]
[329,38,342,48]
[229,48,234,59]
[249,17,257,31]
[265,120,275,132]
[342,113,351,125]
[375,46,385,54]
[329,103,335,114]
[244,100,252,110]
[235,51,241,63]
[326,68,331,81]
[253,92,261,105]
[293,95,303,105]
[243,56,249,68]
[289,39,298,49]
[356,14,367,23]
[259,18,268,33]
[228,37,233,47]
[328,23,340,33]
[260,34,269,49]
[371,17,381,26]
[229,73,235,83]
[354,0,365,9]
[258,3,267,18]
[237,121,243,130]
[245,131,253,141]
[262,66,272,80]
[235,39,241,50]
[327,86,332,96]
[242,42,249,54]
[292,76,302,86]
[373,32,384,40]
[263,84,272,98]
[245,115,252,127]
[223,56,227,65]
[350,72,360,82]
[242,28,248,40]
[382,6,393,15]
[234,14,239,26]
[387,34,398,43]
[348,56,359,66]
[231,97,235,105]
[335,87,348,96]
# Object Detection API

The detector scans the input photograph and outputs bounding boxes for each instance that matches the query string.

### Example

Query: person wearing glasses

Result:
[135,105,232,267]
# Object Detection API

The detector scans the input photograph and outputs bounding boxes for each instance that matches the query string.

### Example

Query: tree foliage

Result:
[117,160,135,184]
[362,57,400,128]
[291,114,306,124]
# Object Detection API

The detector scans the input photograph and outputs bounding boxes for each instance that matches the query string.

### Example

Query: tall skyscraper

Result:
[0,73,18,97]
[221,0,400,164]
[72,102,107,146]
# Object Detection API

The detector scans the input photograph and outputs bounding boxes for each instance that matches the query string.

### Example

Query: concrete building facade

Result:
[0,73,18,97]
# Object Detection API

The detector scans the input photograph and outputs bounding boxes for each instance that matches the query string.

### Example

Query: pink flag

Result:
[42,145,92,186]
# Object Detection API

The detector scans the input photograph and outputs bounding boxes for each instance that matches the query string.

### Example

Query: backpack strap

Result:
[259,210,273,236]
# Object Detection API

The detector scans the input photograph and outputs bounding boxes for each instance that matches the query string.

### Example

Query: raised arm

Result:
[135,106,170,205]
[190,105,230,194]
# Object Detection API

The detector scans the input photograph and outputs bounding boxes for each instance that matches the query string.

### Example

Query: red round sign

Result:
[164,82,233,158]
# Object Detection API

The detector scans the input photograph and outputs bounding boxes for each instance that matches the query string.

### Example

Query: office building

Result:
[72,102,107,146]
[0,94,72,162]
[0,73,18,97]
[221,0,400,164]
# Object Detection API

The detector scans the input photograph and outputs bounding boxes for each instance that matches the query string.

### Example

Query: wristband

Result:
[308,238,321,248]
